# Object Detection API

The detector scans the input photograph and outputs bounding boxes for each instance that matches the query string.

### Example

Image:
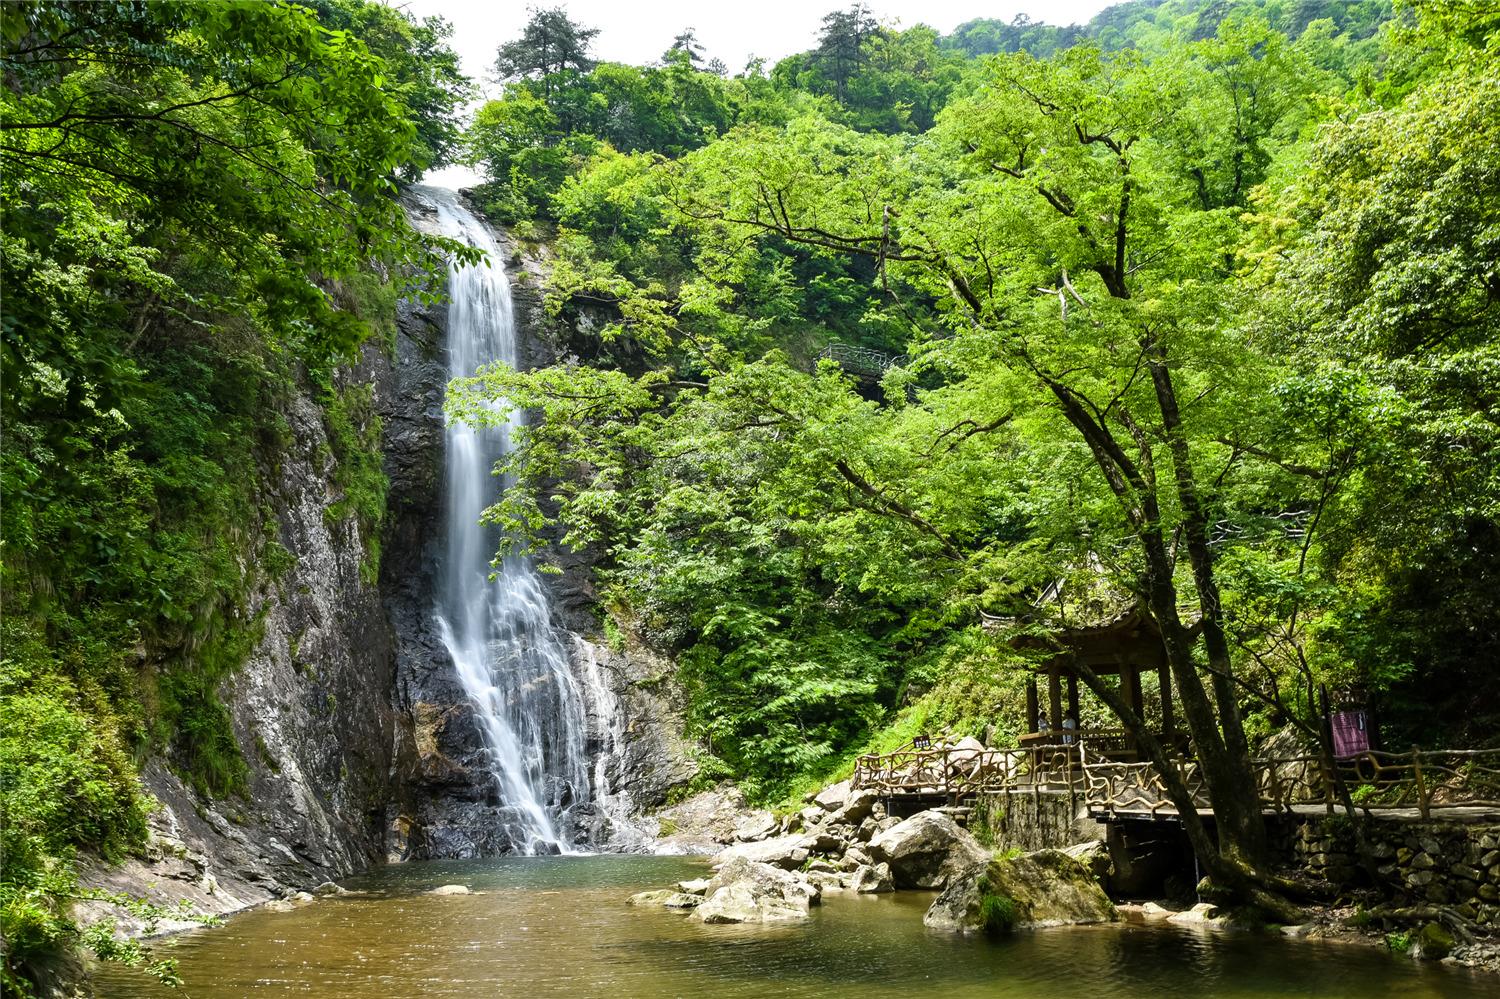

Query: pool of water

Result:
[95,855,1492,998]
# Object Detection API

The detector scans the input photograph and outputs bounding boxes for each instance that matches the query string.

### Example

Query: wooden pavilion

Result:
[1015,605,1190,761]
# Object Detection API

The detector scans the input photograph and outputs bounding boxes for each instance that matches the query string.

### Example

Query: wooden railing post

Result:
[1412,745,1429,819]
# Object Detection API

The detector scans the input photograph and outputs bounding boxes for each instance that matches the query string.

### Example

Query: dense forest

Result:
[2,0,1498,989]
[463,0,1497,791]
[456,0,1498,908]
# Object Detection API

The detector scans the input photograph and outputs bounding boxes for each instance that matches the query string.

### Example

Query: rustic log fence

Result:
[852,744,1500,819]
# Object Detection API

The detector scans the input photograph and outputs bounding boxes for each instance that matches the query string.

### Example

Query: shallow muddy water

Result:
[96,855,1493,998]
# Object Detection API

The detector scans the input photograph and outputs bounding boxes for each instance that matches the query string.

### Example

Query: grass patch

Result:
[978,890,1020,935]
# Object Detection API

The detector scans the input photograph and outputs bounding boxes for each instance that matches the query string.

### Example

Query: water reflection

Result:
[96,856,1491,998]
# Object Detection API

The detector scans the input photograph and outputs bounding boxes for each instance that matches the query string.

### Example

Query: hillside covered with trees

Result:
[460,0,1499,877]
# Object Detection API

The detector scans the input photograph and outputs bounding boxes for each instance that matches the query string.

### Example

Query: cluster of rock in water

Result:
[629,777,1117,930]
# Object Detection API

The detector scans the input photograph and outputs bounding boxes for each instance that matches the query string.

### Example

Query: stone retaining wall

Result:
[970,790,1103,852]
[1280,814,1500,928]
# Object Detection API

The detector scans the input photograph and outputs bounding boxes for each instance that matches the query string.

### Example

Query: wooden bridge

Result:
[851,741,1500,821]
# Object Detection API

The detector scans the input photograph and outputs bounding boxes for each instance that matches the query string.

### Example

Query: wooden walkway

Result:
[852,744,1500,821]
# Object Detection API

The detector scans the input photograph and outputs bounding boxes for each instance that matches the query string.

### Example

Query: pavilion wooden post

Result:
[1025,677,1039,733]
[1066,675,1079,721]
[1119,663,1138,716]
[1120,664,1143,755]
[1047,667,1063,734]
[1158,662,1175,740]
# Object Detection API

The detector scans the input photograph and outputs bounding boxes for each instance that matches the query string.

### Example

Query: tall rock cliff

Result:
[80,344,403,930]
[80,192,696,938]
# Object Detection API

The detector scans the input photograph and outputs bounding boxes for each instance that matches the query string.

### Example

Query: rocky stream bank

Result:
[629,779,1116,934]
[627,777,1500,977]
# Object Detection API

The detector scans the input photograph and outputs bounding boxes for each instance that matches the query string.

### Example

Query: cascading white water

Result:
[424,185,604,855]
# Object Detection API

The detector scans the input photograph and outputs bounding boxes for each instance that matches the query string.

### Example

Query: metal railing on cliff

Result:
[817,342,908,377]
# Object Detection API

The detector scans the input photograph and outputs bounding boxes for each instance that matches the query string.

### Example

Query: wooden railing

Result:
[1254,748,1500,819]
[852,744,1500,820]
[1081,757,1209,817]
[853,744,1087,799]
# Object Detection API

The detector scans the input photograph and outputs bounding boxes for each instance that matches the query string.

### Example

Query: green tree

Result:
[815,4,879,101]
[1248,0,1500,744]
[309,0,473,179]
[496,6,600,96]
[664,27,706,66]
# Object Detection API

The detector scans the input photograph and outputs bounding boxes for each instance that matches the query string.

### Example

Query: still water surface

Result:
[97,855,1493,998]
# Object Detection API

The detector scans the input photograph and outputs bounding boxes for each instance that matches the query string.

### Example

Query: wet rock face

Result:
[373,206,487,858]
[379,192,698,858]
[81,192,699,937]
[84,342,407,929]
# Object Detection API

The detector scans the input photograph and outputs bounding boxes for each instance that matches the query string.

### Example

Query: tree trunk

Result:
[1147,352,1269,868]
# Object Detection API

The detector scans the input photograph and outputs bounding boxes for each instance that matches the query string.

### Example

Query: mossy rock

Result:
[1414,921,1455,960]
[925,848,1117,933]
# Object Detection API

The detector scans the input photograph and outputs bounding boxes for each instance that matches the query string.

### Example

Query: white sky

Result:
[395,1,1114,93]
[394,1,1116,187]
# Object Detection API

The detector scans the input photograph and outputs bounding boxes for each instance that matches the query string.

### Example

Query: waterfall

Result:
[423,186,605,855]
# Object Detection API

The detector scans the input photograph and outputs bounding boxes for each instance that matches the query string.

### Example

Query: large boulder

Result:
[851,862,895,894]
[924,849,1117,933]
[867,811,990,890]
[801,830,846,856]
[712,834,810,871]
[733,812,780,843]
[826,789,880,828]
[813,780,852,812]
[840,846,873,871]
[694,858,820,924]
[944,736,987,779]
[1061,840,1113,889]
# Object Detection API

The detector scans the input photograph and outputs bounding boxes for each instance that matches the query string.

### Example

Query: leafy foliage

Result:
[464,1,1500,829]
[0,0,464,987]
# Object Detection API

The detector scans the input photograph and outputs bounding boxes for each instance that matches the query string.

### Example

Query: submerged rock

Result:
[676,878,711,896]
[867,811,989,890]
[1166,902,1223,926]
[428,884,471,896]
[1413,921,1455,961]
[694,858,820,924]
[924,849,1117,933]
